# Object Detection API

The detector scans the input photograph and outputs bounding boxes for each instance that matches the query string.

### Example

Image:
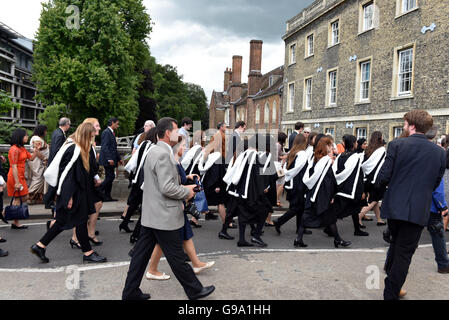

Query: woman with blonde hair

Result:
[31,122,107,263]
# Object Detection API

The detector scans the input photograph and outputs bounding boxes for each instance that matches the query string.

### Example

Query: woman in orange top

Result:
[6,128,42,229]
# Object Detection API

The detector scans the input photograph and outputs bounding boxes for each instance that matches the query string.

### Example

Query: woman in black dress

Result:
[332,135,368,237]
[359,131,387,226]
[31,123,107,263]
[274,133,308,237]
[296,137,351,248]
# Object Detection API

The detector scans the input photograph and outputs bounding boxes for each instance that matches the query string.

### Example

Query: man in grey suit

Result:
[122,117,215,301]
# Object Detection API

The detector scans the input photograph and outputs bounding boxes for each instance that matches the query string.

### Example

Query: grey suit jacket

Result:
[141,141,190,231]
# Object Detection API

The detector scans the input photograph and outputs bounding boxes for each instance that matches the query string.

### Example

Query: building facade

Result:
[209,40,284,132]
[0,22,43,128]
[281,0,449,143]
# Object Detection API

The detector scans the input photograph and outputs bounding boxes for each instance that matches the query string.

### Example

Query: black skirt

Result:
[301,204,337,229]
[334,196,362,219]
[364,182,386,204]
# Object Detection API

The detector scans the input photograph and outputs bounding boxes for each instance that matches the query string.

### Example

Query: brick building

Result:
[281,0,449,144]
[209,40,284,131]
[0,21,43,128]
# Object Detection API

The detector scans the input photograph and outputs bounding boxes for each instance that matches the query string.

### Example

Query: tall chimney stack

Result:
[248,40,263,96]
[232,55,242,85]
[224,68,232,92]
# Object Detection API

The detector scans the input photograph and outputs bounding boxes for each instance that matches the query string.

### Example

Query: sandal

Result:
[189,220,202,228]
[265,222,275,227]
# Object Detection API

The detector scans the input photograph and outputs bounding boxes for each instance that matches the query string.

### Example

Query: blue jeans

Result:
[427,211,449,270]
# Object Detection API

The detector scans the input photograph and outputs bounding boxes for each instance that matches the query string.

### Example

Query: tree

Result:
[186,83,209,130]
[32,0,152,136]
[0,89,20,115]
[37,103,70,141]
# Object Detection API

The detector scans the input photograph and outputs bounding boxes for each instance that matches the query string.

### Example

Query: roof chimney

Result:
[232,55,242,85]
[248,40,263,96]
[224,68,232,91]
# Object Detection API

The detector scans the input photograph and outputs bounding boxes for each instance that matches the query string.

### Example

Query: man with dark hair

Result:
[48,117,71,165]
[99,117,122,202]
[378,110,446,300]
[226,121,246,163]
[288,121,304,151]
[122,117,215,300]
[178,117,193,158]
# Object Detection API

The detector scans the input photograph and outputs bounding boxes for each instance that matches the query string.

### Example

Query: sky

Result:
[0,0,314,102]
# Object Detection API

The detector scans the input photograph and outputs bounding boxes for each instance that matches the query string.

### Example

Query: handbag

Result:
[193,177,209,213]
[4,191,30,220]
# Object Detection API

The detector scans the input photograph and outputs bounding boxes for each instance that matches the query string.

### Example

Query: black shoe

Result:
[190,220,202,228]
[334,239,352,248]
[120,216,134,223]
[124,293,151,301]
[251,237,267,247]
[304,229,312,235]
[274,221,281,235]
[265,222,275,227]
[354,230,369,236]
[205,213,219,220]
[237,241,254,247]
[359,224,367,229]
[0,237,6,243]
[294,239,308,248]
[189,286,215,300]
[0,248,8,257]
[228,222,237,229]
[377,222,387,226]
[250,230,264,237]
[218,231,234,240]
[88,237,103,246]
[83,252,107,263]
[130,235,139,244]
[30,244,49,263]
[70,239,82,249]
[119,221,133,233]
[11,224,28,230]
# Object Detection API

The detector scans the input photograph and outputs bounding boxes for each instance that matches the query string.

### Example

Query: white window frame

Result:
[330,20,340,46]
[264,102,269,124]
[289,43,297,65]
[306,34,314,57]
[287,82,295,112]
[325,126,335,138]
[360,61,371,101]
[363,2,374,31]
[328,70,338,106]
[402,0,417,13]
[255,105,260,124]
[304,77,313,110]
[398,48,413,96]
[394,127,404,139]
[356,128,367,140]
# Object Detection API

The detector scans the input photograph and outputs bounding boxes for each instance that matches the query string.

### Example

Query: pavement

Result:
[0,203,448,300]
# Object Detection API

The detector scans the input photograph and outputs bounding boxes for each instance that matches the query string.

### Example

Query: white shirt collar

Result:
[108,127,114,134]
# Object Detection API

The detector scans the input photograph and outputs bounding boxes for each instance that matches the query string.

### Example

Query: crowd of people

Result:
[0,110,448,300]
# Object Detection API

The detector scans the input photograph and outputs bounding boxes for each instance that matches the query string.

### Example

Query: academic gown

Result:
[284,155,308,209]
[202,156,228,206]
[302,160,338,228]
[363,151,387,203]
[184,147,203,177]
[258,152,277,210]
[226,154,272,225]
[55,145,96,230]
[333,152,364,219]
[89,147,104,205]
[127,141,150,206]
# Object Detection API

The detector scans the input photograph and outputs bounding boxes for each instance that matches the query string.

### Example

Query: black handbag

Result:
[4,191,30,220]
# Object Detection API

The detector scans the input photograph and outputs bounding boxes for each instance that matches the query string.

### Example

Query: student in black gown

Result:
[296,136,352,248]
[332,135,369,237]
[122,127,158,242]
[220,135,272,247]
[359,131,387,227]
[274,133,309,238]
[31,123,107,263]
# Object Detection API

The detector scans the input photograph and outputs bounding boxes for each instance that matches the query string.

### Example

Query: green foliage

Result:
[32,0,152,136]
[0,121,17,144]
[0,89,20,115]
[37,103,70,141]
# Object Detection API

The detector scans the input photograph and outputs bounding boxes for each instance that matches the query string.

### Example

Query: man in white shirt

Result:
[178,117,193,158]
[132,120,155,154]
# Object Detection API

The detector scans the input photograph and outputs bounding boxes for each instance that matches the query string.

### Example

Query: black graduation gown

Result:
[185,148,202,177]
[89,147,104,205]
[258,152,277,210]
[333,152,364,219]
[302,161,338,228]
[127,141,149,206]
[226,154,272,225]
[363,152,387,203]
[284,155,308,210]
[55,145,96,230]
[202,156,228,206]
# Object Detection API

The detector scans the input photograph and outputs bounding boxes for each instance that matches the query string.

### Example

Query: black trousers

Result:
[124,185,143,222]
[277,203,303,232]
[122,226,203,300]
[40,220,92,253]
[384,219,423,300]
[101,165,116,199]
